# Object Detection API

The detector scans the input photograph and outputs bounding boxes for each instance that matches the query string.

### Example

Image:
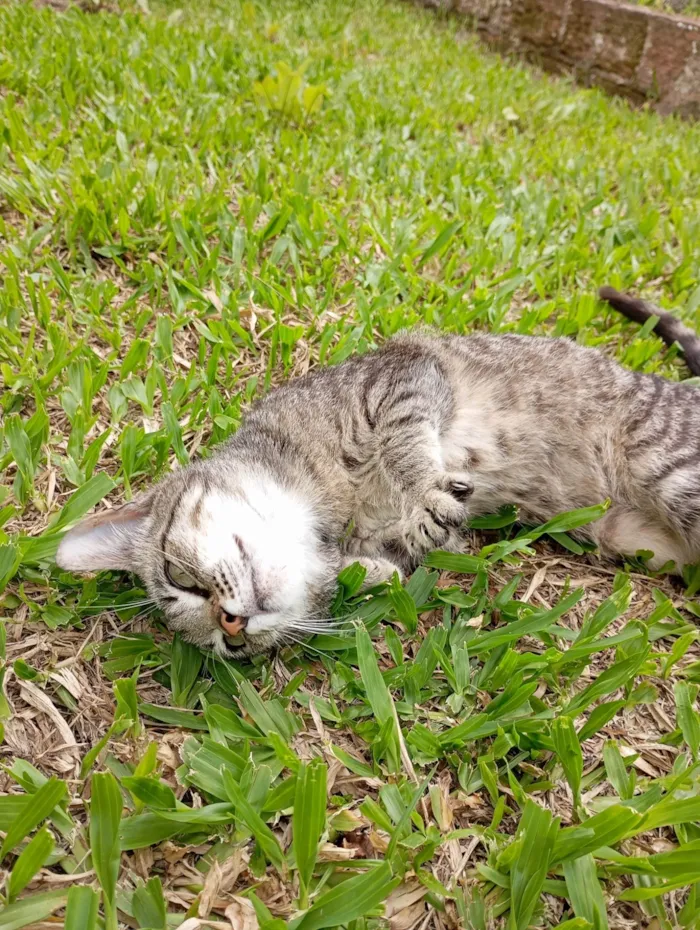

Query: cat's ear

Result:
[56,491,155,574]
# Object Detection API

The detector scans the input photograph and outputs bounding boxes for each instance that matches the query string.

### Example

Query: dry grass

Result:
[1,0,700,927]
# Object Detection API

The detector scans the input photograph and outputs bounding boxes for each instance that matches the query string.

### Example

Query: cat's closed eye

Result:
[165,560,205,594]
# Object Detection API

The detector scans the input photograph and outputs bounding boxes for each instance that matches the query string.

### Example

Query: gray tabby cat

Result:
[57,288,700,658]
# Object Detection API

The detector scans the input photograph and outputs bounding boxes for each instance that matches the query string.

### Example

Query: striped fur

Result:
[57,290,700,657]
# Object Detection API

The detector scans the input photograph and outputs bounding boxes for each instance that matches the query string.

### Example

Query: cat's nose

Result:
[220,611,248,636]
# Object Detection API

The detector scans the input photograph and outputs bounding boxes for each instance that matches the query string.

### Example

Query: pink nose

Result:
[220,612,247,636]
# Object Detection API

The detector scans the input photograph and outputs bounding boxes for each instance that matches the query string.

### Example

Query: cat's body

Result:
[57,289,700,658]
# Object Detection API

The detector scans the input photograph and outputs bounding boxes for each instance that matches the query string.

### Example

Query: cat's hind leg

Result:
[592,506,688,571]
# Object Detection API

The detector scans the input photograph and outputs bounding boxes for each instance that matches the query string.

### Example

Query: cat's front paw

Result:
[407,479,471,553]
[343,556,403,588]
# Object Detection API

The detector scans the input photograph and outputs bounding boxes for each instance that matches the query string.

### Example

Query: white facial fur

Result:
[168,479,331,644]
[57,470,342,658]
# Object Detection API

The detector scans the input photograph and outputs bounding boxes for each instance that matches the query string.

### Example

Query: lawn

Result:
[631,0,699,14]
[1,0,700,927]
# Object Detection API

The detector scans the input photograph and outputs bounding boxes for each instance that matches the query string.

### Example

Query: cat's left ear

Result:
[56,490,155,574]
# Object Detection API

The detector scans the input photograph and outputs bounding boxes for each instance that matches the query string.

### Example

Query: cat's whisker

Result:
[150,546,200,574]
[69,599,157,613]
[281,620,355,635]
[281,632,337,660]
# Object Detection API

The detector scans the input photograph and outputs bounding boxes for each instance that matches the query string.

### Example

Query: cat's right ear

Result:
[56,491,155,574]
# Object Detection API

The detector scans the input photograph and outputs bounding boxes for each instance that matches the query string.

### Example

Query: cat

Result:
[56,287,700,659]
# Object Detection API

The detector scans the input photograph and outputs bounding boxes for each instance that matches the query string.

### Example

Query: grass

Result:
[628,0,699,15]
[1,0,700,926]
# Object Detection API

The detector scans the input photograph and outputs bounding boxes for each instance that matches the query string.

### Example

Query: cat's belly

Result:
[440,403,611,523]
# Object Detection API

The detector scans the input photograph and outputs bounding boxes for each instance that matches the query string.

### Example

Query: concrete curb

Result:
[413,0,700,118]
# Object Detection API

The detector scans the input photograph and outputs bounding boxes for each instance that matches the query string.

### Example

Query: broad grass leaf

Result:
[121,776,177,811]
[132,877,167,930]
[564,650,649,717]
[356,625,401,771]
[554,806,642,863]
[563,854,609,930]
[641,795,700,831]
[114,675,140,734]
[469,505,518,530]
[508,800,560,930]
[49,473,115,532]
[602,741,634,800]
[576,701,626,742]
[534,502,609,536]
[161,401,188,465]
[293,759,327,907]
[482,503,609,563]
[170,634,203,707]
[139,703,208,730]
[120,806,235,851]
[674,682,700,759]
[329,744,375,778]
[0,890,68,930]
[0,778,66,861]
[551,715,583,805]
[89,772,122,929]
[0,544,21,594]
[649,838,700,880]
[7,827,54,902]
[619,876,699,901]
[237,679,299,740]
[575,579,633,643]
[424,551,488,574]
[222,769,285,874]
[469,588,583,657]
[64,886,99,930]
[291,862,400,930]
[388,572,417,633]
[418,220,464,267]
[336,560,367,598]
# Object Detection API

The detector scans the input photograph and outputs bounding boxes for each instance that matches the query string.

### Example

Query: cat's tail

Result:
[599,285,700,377]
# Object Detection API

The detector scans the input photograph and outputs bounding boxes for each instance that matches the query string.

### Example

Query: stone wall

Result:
[414,0,700,118]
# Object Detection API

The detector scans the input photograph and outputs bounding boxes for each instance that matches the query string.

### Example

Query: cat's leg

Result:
[592,506,687,571]
[366,358,474,560]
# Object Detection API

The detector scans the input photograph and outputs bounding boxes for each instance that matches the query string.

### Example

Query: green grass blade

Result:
[602,741,634,801]
[132,877,167,930]
[0,891,68,930]
[49,473,115,532]
[222,768,286,874]
[508,800,560,930]
[291,862,400,930]
[293,759,327,908]
[674,682,700,760]
[551,715,583,809]
[6,827,54,902]
[89,772,123,930]
[563,854,609,930]
[64,886,100,930]
[0,778,66,862]
[356,625,401,771]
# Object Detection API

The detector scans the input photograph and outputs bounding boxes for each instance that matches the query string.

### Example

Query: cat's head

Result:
[56,463,341,658]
